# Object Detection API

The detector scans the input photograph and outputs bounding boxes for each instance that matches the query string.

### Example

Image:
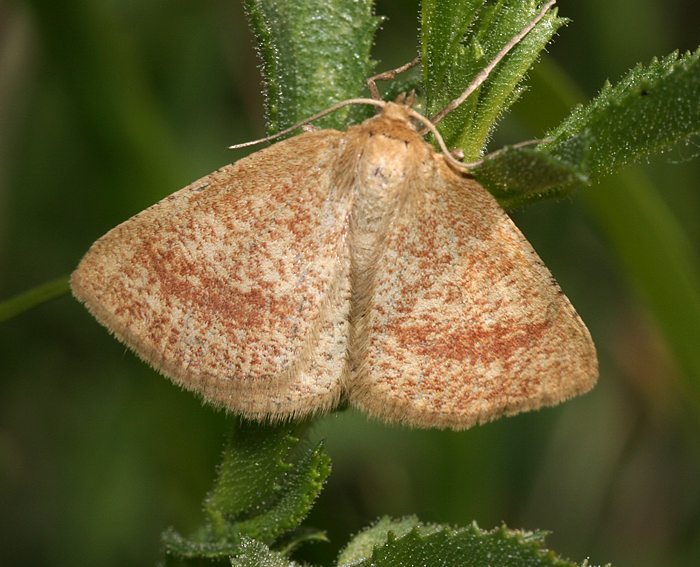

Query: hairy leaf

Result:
[229,536,301,567]
[204,422,298,535]
[471,136,591,209]
[337,516,425,564]
[243,0,381,132]
[235,440,331,543]
[339,519,578,567]
[475,48,700,207]
[160,422,331,564]
[545,49,700,181]
[161,528,240,565]
[422,0,565,160]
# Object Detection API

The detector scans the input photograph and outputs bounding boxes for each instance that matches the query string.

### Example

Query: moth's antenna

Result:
[229,98,386,150]
[231,1,555,154]
[405,108,469,172]
[460,136,554,169]
[429,0,557,127]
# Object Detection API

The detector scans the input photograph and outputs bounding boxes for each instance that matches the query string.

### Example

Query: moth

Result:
[71,0,598,429]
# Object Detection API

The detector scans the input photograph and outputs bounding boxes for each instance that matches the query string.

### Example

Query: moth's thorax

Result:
[348,106,435,228]
[345,106,437,312]
[355,107,433,193]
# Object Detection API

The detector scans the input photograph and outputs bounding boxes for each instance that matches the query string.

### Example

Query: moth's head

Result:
[380,101,414,126]
[356,103,435,167]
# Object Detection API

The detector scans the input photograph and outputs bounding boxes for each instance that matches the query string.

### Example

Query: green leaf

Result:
[203,422,299,536]
[422,0,565,160]
[471,139,591,209]
[473,49,700,210]
[421,0,483,90]
[161,422,331,564]
[234,439,331,543]
[545,49,700,183]
[243,0,381,133]
[161,528,240,565]
[337,516,425,564]
[340,520,578,567]
[229,536,302,567]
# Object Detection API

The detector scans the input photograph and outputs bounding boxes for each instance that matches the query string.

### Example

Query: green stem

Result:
[0,276,71,323]
[586,170,700,384]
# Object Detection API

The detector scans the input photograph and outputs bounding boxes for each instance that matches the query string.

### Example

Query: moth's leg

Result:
[460,137,554,169]
[366,56,420,100]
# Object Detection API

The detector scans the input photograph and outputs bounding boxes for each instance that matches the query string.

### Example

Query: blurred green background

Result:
[1,0,699,565]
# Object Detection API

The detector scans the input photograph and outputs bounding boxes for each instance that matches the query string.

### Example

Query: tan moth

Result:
[71,0,597,430]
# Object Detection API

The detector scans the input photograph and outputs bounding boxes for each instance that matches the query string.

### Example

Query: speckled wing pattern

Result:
[71,129,353,419]
[73,103,598,429]
[349,159,598,430]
